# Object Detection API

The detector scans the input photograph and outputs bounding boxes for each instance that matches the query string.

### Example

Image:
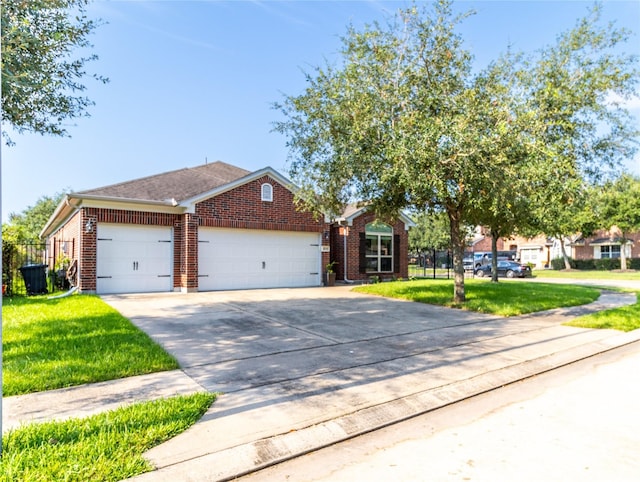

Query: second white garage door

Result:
[198,228,322,291]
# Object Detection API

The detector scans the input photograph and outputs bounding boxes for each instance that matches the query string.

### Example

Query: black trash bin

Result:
[19,264,48,295]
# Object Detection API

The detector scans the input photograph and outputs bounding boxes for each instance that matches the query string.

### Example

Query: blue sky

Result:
[2,0,639,221]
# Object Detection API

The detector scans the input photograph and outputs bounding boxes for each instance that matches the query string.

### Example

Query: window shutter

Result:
[359,232,367,274]
[394,234,400,273]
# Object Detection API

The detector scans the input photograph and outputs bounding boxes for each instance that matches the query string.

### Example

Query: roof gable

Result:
[337,204,415,230]
[181,166,296,210]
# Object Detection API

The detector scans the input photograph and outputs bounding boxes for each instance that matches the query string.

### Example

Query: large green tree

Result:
[276,2,486,302]
[598,173,640,271]
[463,55,542,282]
[275,1,638,302]
[1,0,107,143]
[526,5,638,181]
[3,191,66,243]
[522,4,639,269]
[409,211,451,254]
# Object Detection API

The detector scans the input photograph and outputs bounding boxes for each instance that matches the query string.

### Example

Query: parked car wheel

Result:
[506,270,515,278]
[475,269,485,277]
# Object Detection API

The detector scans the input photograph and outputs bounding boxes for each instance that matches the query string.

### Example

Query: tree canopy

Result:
[1,0,107,144]
[598,173,640,271]
[409,211,451,254]
[274,0,639,302]
[2,191,66,243]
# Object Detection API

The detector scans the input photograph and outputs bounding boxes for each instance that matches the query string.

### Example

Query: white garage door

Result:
[198,228,321,291]
[97,224,172,294]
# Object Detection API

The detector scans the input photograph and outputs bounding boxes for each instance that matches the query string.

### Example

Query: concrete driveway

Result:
[103,286,497,395]
[101,285,639,481]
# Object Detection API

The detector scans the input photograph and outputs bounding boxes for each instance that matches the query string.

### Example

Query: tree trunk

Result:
[620,236,628,271]
[491,231,499,283]
[559,236,572,270]
[448,209,466,303]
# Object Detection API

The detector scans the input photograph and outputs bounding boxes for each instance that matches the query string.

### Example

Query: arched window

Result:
[261,183,273,202]
[364,221,393,272]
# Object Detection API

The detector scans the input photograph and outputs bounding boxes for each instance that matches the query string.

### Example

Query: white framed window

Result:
[261,183,273,202]
[601,245,620,259]
[365,221,393,273]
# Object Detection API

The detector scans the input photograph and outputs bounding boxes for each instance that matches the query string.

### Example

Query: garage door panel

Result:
[97,224,172,294]
[198,228,321,291]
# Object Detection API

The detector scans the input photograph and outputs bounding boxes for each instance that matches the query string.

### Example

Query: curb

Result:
[128,330,640,481]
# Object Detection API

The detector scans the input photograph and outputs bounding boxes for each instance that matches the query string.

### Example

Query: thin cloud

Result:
[605,91,640,112]
[91,1,227,53]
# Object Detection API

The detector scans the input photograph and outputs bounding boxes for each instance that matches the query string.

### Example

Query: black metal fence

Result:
[409,249,454,279]
[2,240,73,296]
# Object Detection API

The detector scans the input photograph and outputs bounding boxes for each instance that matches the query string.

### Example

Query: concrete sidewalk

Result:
[3,287,639,482]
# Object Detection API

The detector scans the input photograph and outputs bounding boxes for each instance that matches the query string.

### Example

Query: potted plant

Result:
[324,261,337,287]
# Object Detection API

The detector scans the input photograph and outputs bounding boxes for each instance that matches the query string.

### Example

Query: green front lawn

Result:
[354,279,601,317]
[1,294,214,481]
[2,294,179,396]
[1,392,215,482]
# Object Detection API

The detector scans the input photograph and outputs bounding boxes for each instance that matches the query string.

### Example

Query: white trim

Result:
[589,240,633,246]
[336,206,415,230]
[40,194,184,238]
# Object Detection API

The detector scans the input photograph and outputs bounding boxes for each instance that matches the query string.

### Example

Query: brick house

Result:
[40,162,411,294]
[571,229,639,262]
[329,205,413,283]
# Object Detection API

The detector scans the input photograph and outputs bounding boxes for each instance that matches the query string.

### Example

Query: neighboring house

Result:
[571,229,638,261]
[329,205,413,283]
[512,234,554,268]
[466,228,639,269]
[40,162,411,294]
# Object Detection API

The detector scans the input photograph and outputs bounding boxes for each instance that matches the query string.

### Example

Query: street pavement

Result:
[3,284,639,481]
[239,340,640,482]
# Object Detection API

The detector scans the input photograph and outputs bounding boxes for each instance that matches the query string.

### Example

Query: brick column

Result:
[183,213,200,292]
[79,209,97,293]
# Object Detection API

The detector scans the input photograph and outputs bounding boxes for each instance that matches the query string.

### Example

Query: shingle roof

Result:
[77,161,251,202]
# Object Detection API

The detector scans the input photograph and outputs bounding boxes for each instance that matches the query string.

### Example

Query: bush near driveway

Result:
[2,294,179,396]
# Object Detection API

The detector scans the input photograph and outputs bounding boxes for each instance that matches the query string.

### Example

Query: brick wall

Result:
[196,176,324,233]
[79,210,97,292]
[47,211,81,288]
[48,210,81,266]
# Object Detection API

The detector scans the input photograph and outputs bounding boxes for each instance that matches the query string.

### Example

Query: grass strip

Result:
[565,295,640,332]
[533,270,640,280]
[2,294,179,396]
[354,279,601,317]
[0,392,215,482]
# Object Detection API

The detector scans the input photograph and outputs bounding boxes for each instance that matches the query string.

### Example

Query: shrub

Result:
[551,257,573,270]
[573,258,595,270]
[629,258,640,270]
[594,258,621,270]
